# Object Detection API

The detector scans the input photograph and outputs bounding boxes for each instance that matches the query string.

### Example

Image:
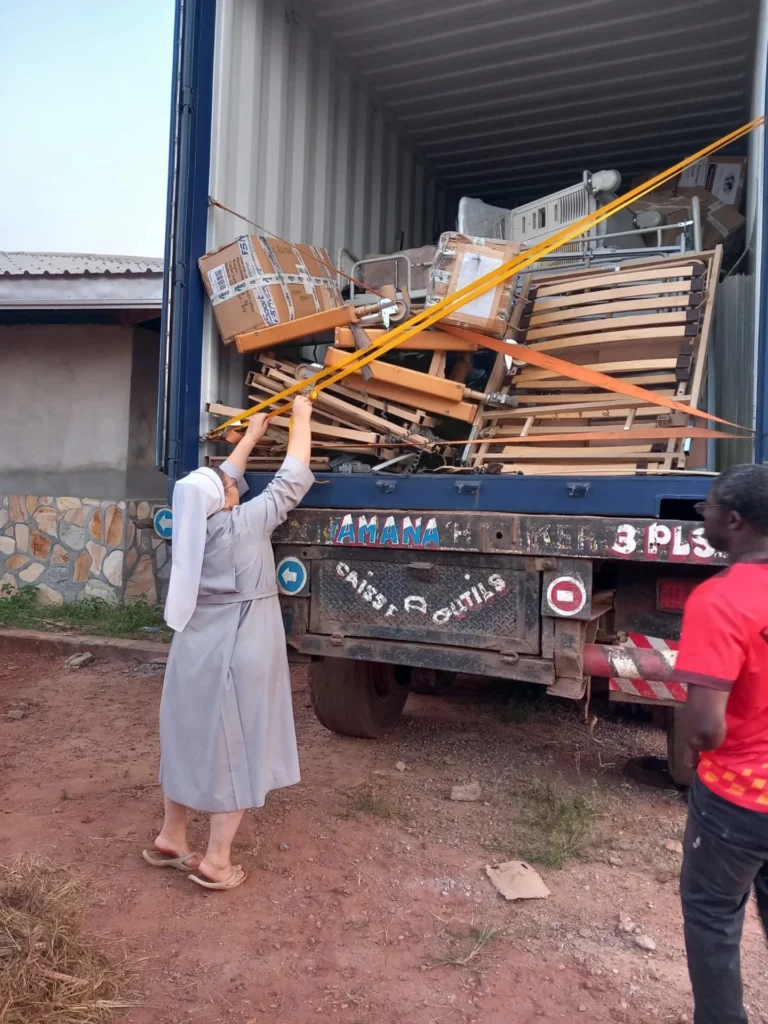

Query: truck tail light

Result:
[656,578,699,613]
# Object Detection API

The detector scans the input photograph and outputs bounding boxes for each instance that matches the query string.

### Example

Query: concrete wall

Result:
[127,326,167,498]
[0,323,167,499]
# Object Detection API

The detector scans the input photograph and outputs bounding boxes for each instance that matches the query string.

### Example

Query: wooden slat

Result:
[249,370,425,441]
[530,325,695,354]
[251,360,435,427]
[492,446,659,460]
[516,358,678,382]
[496,462,667,475]
[533,264,700,298]
[324,346,465,402]
[480,426,738,445]
[516,373,678,391]
[334,327,478,351]
[687,245,722,412]
[532,278,700,310]
[336,371,479,423]
[529,293,697,326]
[527,310,696,341]
[236,305,356,354]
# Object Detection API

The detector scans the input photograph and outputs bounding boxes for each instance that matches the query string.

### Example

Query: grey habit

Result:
[159,455,314,813]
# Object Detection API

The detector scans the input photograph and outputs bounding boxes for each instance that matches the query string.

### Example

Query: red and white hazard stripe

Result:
[606,633,686,703]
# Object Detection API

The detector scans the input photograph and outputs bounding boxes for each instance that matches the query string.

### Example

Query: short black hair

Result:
[711,464,768,533]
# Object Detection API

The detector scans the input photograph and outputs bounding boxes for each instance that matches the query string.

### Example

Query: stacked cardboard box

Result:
[199,235,343,343]
[631,186,744,252]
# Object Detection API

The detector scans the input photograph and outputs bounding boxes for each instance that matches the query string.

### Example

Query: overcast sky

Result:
[1,0,175,257]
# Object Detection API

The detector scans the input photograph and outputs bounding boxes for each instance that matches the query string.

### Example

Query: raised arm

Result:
[237,396,315,536]
[226,413,269,478]
[286,395,313,465]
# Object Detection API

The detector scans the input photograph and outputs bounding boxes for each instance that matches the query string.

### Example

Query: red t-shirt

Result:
[674,562,768,811]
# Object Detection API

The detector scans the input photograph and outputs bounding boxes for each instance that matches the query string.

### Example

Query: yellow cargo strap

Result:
[209,116,763,438]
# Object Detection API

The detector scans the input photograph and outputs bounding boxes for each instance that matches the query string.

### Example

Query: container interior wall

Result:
[713,0,766,467]
[200,0,451,429]
[713,274,755,468]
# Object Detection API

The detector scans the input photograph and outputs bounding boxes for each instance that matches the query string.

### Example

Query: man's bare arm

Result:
[681,684,729,766]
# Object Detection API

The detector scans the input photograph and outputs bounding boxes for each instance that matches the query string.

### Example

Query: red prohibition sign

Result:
[546,575,587,616]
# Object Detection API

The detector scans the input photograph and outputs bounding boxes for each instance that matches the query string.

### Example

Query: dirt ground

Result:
[2,650,767,1024]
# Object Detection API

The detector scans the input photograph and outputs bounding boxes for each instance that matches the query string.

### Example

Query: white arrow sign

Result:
[281,568,298,583]
[157,512,171,528]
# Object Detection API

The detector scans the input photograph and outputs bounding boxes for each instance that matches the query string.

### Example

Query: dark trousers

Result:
[681,775,768,1024]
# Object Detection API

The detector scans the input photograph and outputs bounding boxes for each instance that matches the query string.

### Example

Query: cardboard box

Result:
[427,233,525,339]
[679,156,746,206]
[631,187,744,251]
[199,235,343,343]
[676,187,745,249]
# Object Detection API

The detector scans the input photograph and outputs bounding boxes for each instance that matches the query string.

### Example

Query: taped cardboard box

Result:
[199,235,343,343]
[427,233,525,339]
[632,187,744,251]
[679,156,746,207]
[676,187,745,250]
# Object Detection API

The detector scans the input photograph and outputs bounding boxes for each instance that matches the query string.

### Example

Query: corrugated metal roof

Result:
[303,0,760,205]
[0,252,163,277]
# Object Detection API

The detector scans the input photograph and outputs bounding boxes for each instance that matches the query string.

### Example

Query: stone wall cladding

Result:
[0,496,169,606]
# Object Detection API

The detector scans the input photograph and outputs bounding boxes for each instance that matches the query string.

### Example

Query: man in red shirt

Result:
[674,464,768,1024]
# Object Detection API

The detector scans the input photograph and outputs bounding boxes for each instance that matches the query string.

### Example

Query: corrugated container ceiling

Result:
[302,0,760,206]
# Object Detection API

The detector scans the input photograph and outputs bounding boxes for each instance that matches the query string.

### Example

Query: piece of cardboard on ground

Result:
[486,860,551,900]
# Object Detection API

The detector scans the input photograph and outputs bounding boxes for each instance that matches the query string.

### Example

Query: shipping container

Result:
[161,0,768,513]
[160,0,768,778]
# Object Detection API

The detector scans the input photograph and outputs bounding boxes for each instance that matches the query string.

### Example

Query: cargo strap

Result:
[441,326,737,429]
[208,117,763,439]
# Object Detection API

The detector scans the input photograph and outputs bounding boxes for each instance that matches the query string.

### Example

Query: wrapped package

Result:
[426,233,525,338]
[199,235,343,343]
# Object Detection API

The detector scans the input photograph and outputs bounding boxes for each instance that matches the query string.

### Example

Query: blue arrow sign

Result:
[153,507,173,540]
[276,556,307,595]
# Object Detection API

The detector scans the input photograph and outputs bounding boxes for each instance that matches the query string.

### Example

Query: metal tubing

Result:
[583,642,677,680]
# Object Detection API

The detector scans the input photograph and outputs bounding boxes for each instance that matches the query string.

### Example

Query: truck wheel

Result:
[409,668,457,696]
[309,658,410,738]
[666,706,695,788]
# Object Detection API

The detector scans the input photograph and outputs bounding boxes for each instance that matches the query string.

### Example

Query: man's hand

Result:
[244,413,268,445]
[292,395,313,424]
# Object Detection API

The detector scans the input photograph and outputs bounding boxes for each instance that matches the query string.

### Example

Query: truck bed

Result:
[245,470,715,518]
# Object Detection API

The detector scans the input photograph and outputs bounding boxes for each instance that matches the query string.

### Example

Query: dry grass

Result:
[517,782,598,869]
[431,924,500,969]
[0,855,133,1024]
[344,785,407,822]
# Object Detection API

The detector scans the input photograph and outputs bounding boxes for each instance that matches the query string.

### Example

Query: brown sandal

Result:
[142,849,201,872]
[189,866,247,891]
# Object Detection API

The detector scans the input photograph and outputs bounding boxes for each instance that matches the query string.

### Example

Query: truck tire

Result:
[666,706,695,788]
[409,668,457,696]
[309,657,410,738]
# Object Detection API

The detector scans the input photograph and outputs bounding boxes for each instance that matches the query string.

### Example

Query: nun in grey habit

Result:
[142,397,314,891]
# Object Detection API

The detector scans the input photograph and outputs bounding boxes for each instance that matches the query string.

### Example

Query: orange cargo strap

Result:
[208,117,763,438]
[441,327,743,431]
